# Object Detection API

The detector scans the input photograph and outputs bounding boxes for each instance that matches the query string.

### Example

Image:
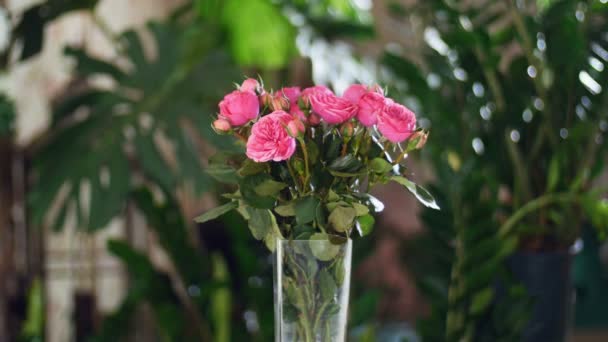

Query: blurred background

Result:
[0,0,607,341]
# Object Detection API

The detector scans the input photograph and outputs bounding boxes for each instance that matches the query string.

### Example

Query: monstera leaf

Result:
[0,94,15,136]
[29,21,242,231]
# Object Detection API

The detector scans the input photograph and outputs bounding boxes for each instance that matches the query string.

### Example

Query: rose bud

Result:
[271,94,291,111]
[308,113,321,126]
[287,119,305,138]
[340,121,355,137]
[213,119,232,133]
[407,130,429,150]
[260,92,272,108]
[240,78,261,93]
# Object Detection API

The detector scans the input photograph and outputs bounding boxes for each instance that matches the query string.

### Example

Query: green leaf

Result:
[264,212,283,252]
[134,134,174,192]
[306,140,320,165]
[293,225,315,240]
[356,214,375,237]
[315,203,327,229]
[328,155,364,173]
[295,196,320,225]
[275,202,296,217]
[547,155,559,192]
[327,189,340,202]
[222,0,296,68]
[238,159,267,176]
[0,95,15,136]
[240,174,277,209]
[65,46,127,80]
[352,203,369,216]
[319,269,337,302]
[369,157,393,174]
[327,200,349,212]
[254,179,287,196]
[309,233,341,261]
[194,201,238,223]
[206,163,239,184]
[88,153,130,231]
[391,176,440,210]
[285,278,304,310]
[245,207,273,240]
[470,287,494,315]
[328,206,356,232]
[332,257,346,287]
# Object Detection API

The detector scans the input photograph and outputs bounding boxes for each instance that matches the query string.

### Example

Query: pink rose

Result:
[278,87,301,104]
[301,85,332,105]
[277,87,308,122]
[343,84,368,104]
[246,111,297,162]
[308,113,321,126]
[287,119,305,137]
[370,84,384,95]
[212,119,231,132]
[377,101,417,143]
[240,78,260,93]
[357,92,386,127]
[290,105,307,122]
[310,92,358,124]
[218,90,260,126]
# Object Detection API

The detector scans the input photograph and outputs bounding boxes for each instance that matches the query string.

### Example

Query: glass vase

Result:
[274,237,352,342]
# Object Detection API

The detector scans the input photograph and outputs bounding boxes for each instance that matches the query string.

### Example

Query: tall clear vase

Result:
[274,237,352,342]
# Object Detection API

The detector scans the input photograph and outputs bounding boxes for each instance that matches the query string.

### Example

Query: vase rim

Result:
[276,236,352,243]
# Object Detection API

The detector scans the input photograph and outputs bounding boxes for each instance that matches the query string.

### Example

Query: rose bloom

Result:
[301,85,332,105]
[343,84,368,104]
[310,92,358,124]
[377,101,417,143]
[246,111,297,162]
[278,87,301,104]
[240,78,260,93]
[357,92,386,127]
[370,84,384,95]
[218,90,260,126]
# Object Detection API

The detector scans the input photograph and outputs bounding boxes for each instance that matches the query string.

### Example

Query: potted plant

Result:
[379,0,608,341]
[195,78,439,341]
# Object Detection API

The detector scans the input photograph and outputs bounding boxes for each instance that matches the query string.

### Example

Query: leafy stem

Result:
[312,300,331,333]
[498,192,581,238]
[393,147,408,165]
[298,137,311,191]
[287,160,301,194]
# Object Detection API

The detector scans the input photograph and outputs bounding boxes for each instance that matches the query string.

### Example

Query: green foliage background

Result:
[2,0,607,341]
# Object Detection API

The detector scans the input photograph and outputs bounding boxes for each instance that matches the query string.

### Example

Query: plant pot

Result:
[507,251,574,342]
[274,237,352,342]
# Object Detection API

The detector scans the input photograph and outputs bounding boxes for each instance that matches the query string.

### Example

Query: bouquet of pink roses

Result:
[196,78,437,241]
[195,77,437,341]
